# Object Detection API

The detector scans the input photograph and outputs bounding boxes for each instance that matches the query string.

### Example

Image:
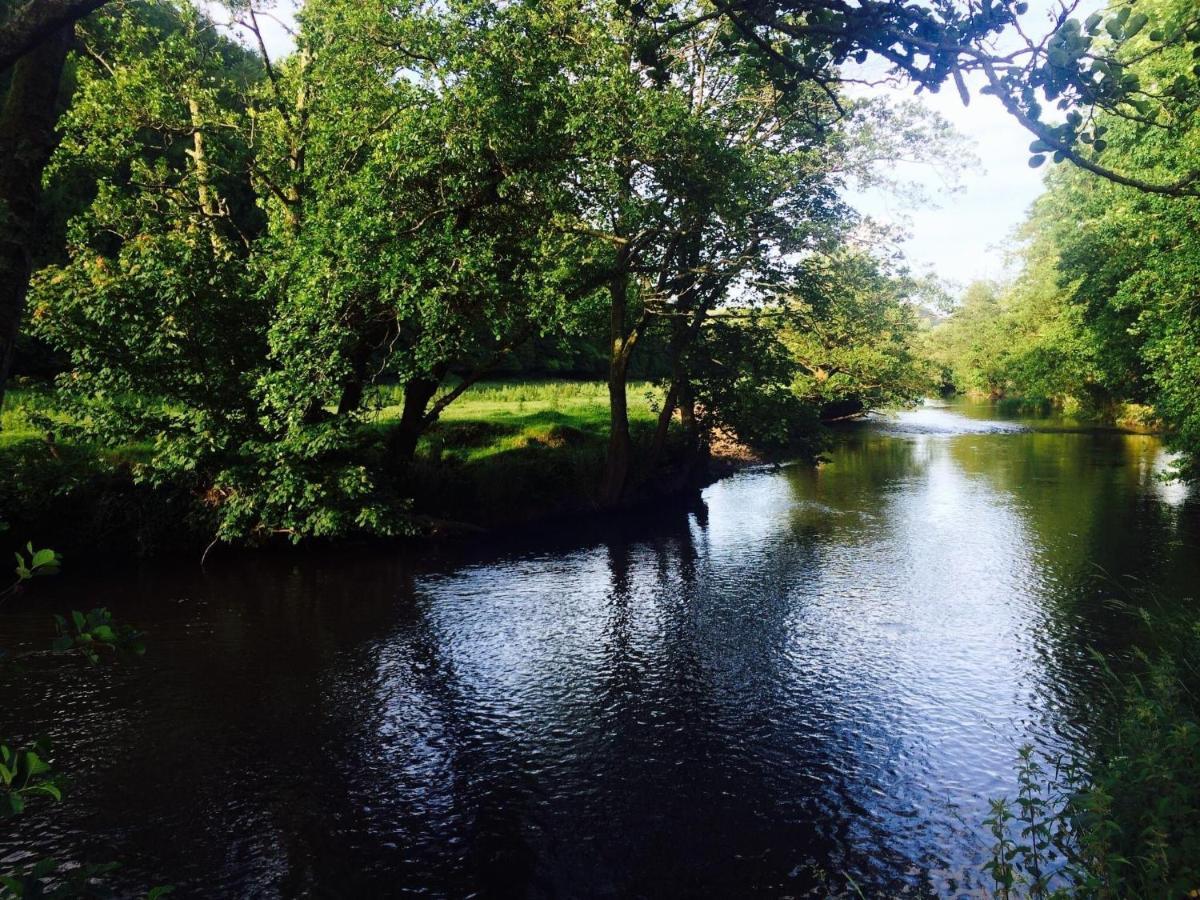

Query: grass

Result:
[1,384,152,465]
[366,379,665,463]
[4,379,664,453]
[364,379,677,526]
[0,385,61,447]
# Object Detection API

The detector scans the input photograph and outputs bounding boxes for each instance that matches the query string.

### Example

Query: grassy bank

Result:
[954,390,1165,434]
[1,379,703,557]
[372,379,661,461]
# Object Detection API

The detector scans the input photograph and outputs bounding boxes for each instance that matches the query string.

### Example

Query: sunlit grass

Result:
[0,386,57,447]
[366,379,664,462]
[3,378,659,462]
[1,385,153,463]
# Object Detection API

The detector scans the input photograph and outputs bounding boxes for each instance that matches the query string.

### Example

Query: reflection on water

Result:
[1,399,1197,898]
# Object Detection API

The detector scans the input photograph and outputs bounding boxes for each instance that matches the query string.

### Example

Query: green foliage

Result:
[780,252,935,418]
[688,315,825,457]
[9,0,974,539]
[27,1,267,484]
[0,742,62,818]
[11,543,60,583]
[50,608,145,664]
[214,421,412,543]
[988,602,1200,898]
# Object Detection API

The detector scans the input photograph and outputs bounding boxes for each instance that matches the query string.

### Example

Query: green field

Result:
[1,385,60,446]
[369,379,662,462]
[2,379,663,454]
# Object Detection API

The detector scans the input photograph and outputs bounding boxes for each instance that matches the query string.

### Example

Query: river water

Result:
[2,399,1197,898]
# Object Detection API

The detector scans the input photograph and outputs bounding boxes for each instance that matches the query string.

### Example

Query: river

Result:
[2,398,1198,897]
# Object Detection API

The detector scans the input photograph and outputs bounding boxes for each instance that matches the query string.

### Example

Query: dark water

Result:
[3,399,1198,898]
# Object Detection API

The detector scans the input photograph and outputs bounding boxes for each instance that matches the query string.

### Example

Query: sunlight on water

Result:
[1151,447,1192,508]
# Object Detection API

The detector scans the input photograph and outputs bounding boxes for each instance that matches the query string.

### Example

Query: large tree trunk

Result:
[647,379,680,474]
[389,375,442,464]
[602,273,634,508]
[645,374,705,493]
[0,0,106,72]
[334,319,393,418]
[0,24,72,418]
[336,377,366,418]
[678,378,705,481]
[603,352,633,508]
[644,293,707,486]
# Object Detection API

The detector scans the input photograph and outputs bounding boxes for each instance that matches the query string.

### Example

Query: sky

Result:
[206,0,1094,293]
[848,75,1049,289]
[846,0,1100,289]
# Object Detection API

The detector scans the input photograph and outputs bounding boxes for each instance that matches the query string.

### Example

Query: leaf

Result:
[30,549,57,569]
[1029,154,1047,168]
[23,751,50,776]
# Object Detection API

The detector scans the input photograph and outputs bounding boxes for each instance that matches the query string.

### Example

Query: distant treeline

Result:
[924,0,1200,473]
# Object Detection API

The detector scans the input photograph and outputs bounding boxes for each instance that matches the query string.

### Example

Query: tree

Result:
[921,0,1200,477]
[0,0,128,415]
[0,23,73,416]
[779,250,934,420]
[712,0,1200,197]
[29,1,265,476]
[543,0,857,504]
[255,0,605,461]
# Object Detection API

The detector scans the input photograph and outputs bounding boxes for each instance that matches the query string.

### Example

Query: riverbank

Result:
[1,380,764,561]
[951,390,1165,434]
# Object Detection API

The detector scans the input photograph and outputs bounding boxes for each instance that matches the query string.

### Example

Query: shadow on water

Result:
[2,398,1198,897]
